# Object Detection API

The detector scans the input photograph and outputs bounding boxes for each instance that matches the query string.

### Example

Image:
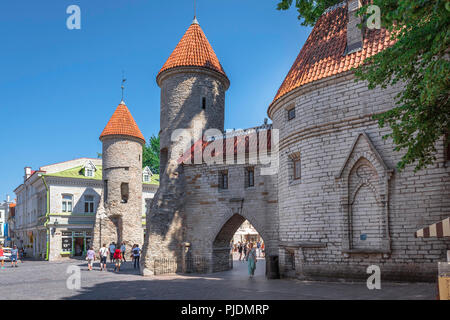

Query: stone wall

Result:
[269,71,450,281]
[182,162,279,272]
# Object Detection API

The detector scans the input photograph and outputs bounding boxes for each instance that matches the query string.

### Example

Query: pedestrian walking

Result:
[113,248,122,272]
[99,243,108,271]
[261,242,265,258]
[238,242,243,261]
[109,242,116,263]
[246,242,257,278]
[19,247,25,261]
[131,244,141,270]
[10,245,19,268]
[256,241,261,257]
[86,247,95,271]
[120,242,126,262]
[243,242,248,263]
[0,244,5,270]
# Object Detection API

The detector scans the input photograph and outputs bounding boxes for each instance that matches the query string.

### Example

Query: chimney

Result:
[24,167,32,181]
[346,0,363,55]
[6,195,10,203]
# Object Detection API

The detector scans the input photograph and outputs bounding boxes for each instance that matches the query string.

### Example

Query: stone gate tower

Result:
[141,17,230,275]
[93,100,145,252]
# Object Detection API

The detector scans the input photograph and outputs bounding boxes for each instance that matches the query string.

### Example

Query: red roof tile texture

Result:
[271,2,394,104]
[177,129,272,164]
[100,102,145,143]
[158,21,227,80]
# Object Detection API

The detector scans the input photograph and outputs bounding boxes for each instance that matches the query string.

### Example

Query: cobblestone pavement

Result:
[0,256,437,300]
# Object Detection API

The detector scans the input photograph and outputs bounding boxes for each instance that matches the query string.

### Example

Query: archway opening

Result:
[212,214,266,276]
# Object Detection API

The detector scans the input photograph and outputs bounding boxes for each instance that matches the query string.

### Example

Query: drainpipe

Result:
[41,176,50,261]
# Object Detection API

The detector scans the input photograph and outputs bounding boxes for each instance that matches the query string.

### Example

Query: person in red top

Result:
[0,244,4,270]
[113,248,122,272]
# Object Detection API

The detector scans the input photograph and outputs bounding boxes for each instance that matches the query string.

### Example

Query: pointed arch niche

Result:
[336,133,393,256]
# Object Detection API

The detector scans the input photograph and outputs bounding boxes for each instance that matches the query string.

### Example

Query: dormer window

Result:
[82,160,97,177]
[142,166,153,183]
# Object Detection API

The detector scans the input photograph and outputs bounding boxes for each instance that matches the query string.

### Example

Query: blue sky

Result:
[0,0,311,199]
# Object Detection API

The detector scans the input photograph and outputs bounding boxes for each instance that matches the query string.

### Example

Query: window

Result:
[293,158,301,180]
[84,195,94,213]
[246,167,255,188]
[86,168,94,177]
[219,171,228,190]
[202,97,206,110]
[62,194,73,212]
[82,160,96,177]
[143,173,150,182]
[121,183,129,203]
[287,107,295,120]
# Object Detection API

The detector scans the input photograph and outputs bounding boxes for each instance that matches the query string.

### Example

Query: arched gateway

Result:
[140,17,279,277]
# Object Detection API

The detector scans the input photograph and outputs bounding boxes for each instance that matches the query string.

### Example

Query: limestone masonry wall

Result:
[271,72,450,281]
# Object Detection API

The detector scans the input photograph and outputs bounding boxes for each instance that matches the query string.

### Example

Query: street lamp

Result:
[51,219,59,236]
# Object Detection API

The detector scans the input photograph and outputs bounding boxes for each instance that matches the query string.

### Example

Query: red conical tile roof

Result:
[100,101,145,144]
[157,18,227,80]
[270,2,394,107]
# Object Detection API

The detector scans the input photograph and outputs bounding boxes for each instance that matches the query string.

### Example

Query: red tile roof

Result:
[177,127,272,164]
[157,19,227,80]
[270,2,394,106]
[100,102,145,144]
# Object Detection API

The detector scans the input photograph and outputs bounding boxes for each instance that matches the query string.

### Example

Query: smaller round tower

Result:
[93,100,145,251]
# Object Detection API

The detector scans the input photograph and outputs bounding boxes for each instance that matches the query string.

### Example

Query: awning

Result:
[415,217,450,238]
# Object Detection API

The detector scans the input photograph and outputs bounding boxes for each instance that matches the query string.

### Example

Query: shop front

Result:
[60,230,92,258]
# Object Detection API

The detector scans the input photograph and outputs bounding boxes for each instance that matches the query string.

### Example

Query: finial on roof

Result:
[121,71,127,102]
[192,0,198,24]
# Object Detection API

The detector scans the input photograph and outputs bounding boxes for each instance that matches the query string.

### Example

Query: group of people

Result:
[0,244,21,269]
[85,242,141,273]
[234,241,264,278]
[235,240,264,260]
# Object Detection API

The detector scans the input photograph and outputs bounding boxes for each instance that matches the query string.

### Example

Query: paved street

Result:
[0,256,437,300]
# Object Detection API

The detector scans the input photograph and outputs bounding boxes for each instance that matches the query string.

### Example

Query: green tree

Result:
[143,134,160,174]
[277,0,450,171]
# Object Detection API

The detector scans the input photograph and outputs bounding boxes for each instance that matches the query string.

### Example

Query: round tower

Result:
[94,100,145,251]
[156,17,230,171]
[141,17,229,275]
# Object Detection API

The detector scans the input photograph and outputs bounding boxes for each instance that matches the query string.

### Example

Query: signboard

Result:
[62,237,72,252]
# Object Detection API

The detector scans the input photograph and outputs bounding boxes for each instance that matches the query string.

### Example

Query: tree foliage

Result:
[277,0,450,171]
[143,134,160,174]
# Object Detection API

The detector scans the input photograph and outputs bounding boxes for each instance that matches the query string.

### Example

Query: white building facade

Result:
[14,158,158,261]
